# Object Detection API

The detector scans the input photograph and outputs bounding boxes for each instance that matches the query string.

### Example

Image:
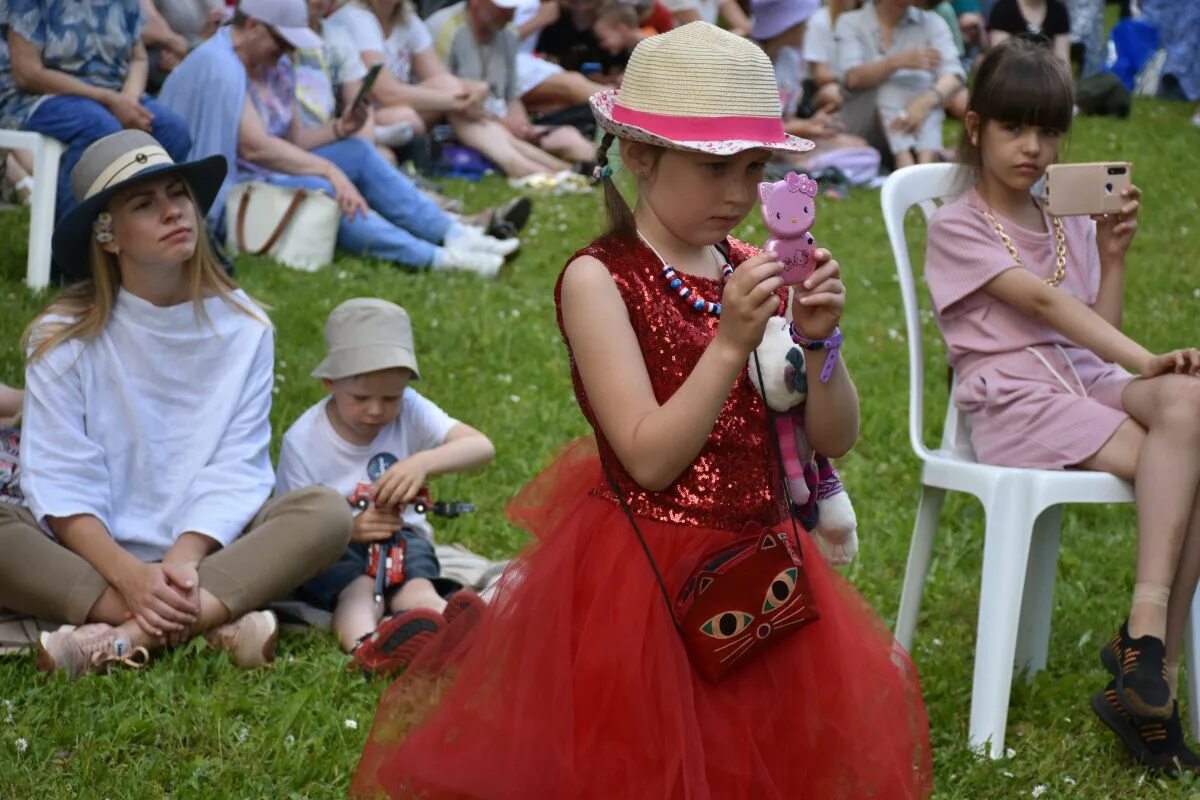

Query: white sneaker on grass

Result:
[433,246,504,278]
[445,225,521,257]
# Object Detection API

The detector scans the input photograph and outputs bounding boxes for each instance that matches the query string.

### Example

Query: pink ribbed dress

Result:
[923,188,1135,469]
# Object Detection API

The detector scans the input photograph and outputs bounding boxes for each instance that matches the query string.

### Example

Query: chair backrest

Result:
[879,163,972,463]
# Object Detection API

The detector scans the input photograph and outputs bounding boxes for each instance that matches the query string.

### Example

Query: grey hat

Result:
[51,130,226,272]
[311,298,421,381]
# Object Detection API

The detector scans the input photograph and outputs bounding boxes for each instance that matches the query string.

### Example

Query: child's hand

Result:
[1093,185,1141,264]
[352,506,400,543]
[717,253,785,357]
[1141,348,1200,379]
[373,456,429,510]
[791,249,846,340]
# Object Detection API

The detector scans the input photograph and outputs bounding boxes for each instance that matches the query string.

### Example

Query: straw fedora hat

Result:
[589,22,813,156]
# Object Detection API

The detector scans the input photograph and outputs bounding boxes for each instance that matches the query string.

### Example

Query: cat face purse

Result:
[601,357,819,683]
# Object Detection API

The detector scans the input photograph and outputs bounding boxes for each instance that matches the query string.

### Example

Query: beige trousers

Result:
[0,486,351,624]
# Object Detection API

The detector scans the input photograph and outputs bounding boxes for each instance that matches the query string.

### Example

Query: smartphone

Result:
[1044,162,1132,217]
[351,63,383,109]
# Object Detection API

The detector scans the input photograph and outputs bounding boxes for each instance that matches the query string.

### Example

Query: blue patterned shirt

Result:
[0,0,143,129]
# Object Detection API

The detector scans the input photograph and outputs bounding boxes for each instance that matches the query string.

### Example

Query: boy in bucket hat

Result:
[275,298,494,675]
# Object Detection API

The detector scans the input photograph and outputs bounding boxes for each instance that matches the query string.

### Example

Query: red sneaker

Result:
[443,590,486,627]
[351,608,444,678]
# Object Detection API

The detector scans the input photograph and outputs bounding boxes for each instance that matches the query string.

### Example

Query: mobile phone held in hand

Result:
[1044,162,1132,217]
[351,63,384,109]
[759,172,819,286]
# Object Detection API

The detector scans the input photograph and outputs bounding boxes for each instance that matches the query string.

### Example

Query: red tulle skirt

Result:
[352,439,933,800]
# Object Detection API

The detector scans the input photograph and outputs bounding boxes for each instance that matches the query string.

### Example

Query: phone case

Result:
[1044,162,1132,217]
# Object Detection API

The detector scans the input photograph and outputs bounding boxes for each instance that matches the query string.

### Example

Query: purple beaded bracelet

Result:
[789,324,843,383]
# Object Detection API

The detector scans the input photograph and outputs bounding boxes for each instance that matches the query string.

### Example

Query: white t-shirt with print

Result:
[275,388,458,540]
[329,3,433,85]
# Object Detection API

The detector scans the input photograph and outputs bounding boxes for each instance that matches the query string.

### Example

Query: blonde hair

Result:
[23,185,263,363]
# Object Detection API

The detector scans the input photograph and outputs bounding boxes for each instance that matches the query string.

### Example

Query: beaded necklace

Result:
[638,232,732,316]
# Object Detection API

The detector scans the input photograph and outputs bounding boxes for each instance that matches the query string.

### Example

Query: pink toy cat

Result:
[759,172,819,286]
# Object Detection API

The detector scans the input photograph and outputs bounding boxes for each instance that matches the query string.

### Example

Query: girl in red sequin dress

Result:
[353,23,932,800]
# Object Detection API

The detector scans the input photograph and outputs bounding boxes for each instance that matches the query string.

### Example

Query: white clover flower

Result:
[1030,785,1046,798]
[509,395,521,404]
[1005,747,1016,759]
[344,719,359,730]
[236,725,250,744]
[15,738,28,753]
[285,734,296,746]
[1002,770,1014,778]
[1063,777,1075,786]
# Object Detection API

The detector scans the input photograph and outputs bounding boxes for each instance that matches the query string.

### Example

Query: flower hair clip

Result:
[93,212,114,244]
[592,163,613,182]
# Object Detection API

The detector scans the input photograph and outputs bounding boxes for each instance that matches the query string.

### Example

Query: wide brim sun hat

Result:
[52,130,227,270]
[750,0,821,41]
[589,22,813,156]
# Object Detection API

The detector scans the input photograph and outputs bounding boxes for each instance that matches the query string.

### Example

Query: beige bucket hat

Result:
[589,22,813,156]
[311,298,420,381]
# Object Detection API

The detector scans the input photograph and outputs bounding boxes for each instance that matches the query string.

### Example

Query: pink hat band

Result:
[609,104,788,144]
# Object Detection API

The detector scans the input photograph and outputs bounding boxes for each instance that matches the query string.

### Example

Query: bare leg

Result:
[521,70,605,112]
[893,150,916,168]
[111,587,232,653]
[387,577,447,615]
[537,125,595,162]
[1164,492,1200,672]
[332,576,384,653]
[916,149,937,164]
[1080,377,1200,642]
[449,115,554,177]
[376,104,428,135]
[509,136,572,171]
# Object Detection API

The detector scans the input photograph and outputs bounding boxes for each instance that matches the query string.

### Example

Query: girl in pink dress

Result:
[924,38,1200,772]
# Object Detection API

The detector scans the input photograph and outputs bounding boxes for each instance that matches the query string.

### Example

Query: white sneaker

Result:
[446,225,521,257]
[434,246,503,278]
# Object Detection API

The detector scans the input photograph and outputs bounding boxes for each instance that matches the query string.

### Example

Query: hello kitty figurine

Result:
[759,172,819,286]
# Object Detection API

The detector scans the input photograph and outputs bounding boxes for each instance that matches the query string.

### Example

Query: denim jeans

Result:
[264,137,452,269]
[23,95,192,221]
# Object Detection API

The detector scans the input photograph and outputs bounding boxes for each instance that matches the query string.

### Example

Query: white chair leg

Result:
[1014,504,1062,679]
[968,480,1038,759]
[1185,585,1200,739]
[895,485,945,650]
[26,138,63,291]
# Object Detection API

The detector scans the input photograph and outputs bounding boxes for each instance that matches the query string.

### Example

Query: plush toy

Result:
[759,172,819,286]
[749,316,859,565]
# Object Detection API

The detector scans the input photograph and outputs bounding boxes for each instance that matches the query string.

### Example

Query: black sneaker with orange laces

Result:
[1102,620,1173,720]
[1092,679,1200,776]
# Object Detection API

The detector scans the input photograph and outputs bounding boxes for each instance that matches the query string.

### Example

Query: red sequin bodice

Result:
[554,234,789,531]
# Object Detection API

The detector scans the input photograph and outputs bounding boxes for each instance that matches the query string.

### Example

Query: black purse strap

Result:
[600,342,806,629]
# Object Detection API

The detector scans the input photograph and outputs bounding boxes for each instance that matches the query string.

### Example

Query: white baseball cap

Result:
[238,0,324,49]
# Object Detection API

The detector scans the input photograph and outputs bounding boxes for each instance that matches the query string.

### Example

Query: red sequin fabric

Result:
[553,234,789,531]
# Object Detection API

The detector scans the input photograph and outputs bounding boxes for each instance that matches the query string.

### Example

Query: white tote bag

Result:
[225,181,340,272]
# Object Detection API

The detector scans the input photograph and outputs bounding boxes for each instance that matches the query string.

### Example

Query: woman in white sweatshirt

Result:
[0,130,352,679]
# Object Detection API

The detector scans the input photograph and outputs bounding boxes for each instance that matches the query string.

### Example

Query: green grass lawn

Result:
[0,101,1198,798]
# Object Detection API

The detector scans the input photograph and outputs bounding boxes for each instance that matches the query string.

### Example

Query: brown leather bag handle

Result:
[236,185,309,256]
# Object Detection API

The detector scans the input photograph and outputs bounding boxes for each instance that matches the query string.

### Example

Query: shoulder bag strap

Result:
[600,338,806,631]
[236,186,309,256]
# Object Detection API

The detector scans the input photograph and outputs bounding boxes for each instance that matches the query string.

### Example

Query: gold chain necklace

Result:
[981,207,1067,287]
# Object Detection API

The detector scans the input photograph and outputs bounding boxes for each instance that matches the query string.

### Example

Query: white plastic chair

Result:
[0,129,64,290]
[880,163,1200,757]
